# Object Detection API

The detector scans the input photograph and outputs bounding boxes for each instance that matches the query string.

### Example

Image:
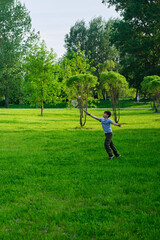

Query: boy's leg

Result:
[104,133,113,157]
[110,140,120,157]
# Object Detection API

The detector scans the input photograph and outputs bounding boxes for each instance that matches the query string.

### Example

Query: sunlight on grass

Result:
[0,109,159,239]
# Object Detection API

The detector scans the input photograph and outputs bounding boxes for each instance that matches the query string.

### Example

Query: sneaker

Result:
[115,155,121,158]
[108,156,114,160]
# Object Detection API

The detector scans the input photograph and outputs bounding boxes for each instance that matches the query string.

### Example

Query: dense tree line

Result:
[64,17,119,76]
[102,0,160,90]
[0,0,159,116]
[0,0,38,107]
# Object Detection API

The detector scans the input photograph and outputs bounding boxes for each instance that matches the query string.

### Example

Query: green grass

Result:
[0,109,159,239]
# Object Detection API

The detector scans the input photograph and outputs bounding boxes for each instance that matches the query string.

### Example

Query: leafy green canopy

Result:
[23,41,60,116]
[67,74,97,127]
[141,75,160,93]
[67,74,97,90]
[100,71,128,98]
[100,71,128,122]
[141,75,160,112]
[65,18,119,76]
[0,0,38,107]
[0,0,14,8]
[59,49,96,100]
[102,0,160,89]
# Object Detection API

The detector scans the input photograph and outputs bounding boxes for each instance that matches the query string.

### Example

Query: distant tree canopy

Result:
[0,0,14,7]
[64,17,119,77]
[102,0,160,90]
[141,75,160,112]
[0,0,38,107]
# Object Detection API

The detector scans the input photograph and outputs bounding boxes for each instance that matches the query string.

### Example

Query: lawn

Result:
[0,109,159,240]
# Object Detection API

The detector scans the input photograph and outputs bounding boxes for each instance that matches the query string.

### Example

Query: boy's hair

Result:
[104,111,111,117]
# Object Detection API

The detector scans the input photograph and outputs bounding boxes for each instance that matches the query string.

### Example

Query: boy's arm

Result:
[84,111,100,121]
[111,121,121,127]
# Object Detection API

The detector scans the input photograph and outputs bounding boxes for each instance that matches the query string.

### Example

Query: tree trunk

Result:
[111,97,120,123]
[41,101,44,116]
[5,94,9,108]
[153,101,157,112]
[80,108,83,127]
[41,79,44,116]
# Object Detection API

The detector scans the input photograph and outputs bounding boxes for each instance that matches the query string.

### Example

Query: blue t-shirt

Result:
[99,118,113,133]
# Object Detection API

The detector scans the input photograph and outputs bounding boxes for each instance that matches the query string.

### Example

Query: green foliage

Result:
[64,49,95,76]
[101,59,120,72]
[23,40,61,116]
[87,18,118,75]
[100,71,128,93]
[102,0,160,89]
[65,18,119,76]
[59,49,95,101]
[141,75,160,112]
[100,71,128,122]
[67,73,97,126]
[67,74,97,90]
[141,76,159,93]
[98,60,119,100]
[64,20,87,53]
[0,0,38,107]
[124,88,136,99]
[0,0,14,8]
[0,64,23,104]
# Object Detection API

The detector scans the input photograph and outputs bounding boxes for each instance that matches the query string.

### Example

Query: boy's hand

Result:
[112,122,122,127]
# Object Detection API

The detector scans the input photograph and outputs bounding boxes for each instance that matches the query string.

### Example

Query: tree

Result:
[0,63,23,104]
[23,41,60,116]
[141,75,160,112]
[99,59,121,100]
[66,74,97,127]
[102,0,160,89]
[0,0,38,107]
[0,0,14,7]
[64,20,87,53]
[100,71,128,122]
[59,49,96,102]
[87,18,119,76]
[64,18,119,77]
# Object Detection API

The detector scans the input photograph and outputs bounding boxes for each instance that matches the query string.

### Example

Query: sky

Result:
[20,0,120,58]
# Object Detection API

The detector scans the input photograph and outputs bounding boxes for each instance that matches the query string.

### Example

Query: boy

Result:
[84,110,121,159]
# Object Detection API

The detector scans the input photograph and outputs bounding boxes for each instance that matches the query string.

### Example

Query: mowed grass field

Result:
[0,109,159,240]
